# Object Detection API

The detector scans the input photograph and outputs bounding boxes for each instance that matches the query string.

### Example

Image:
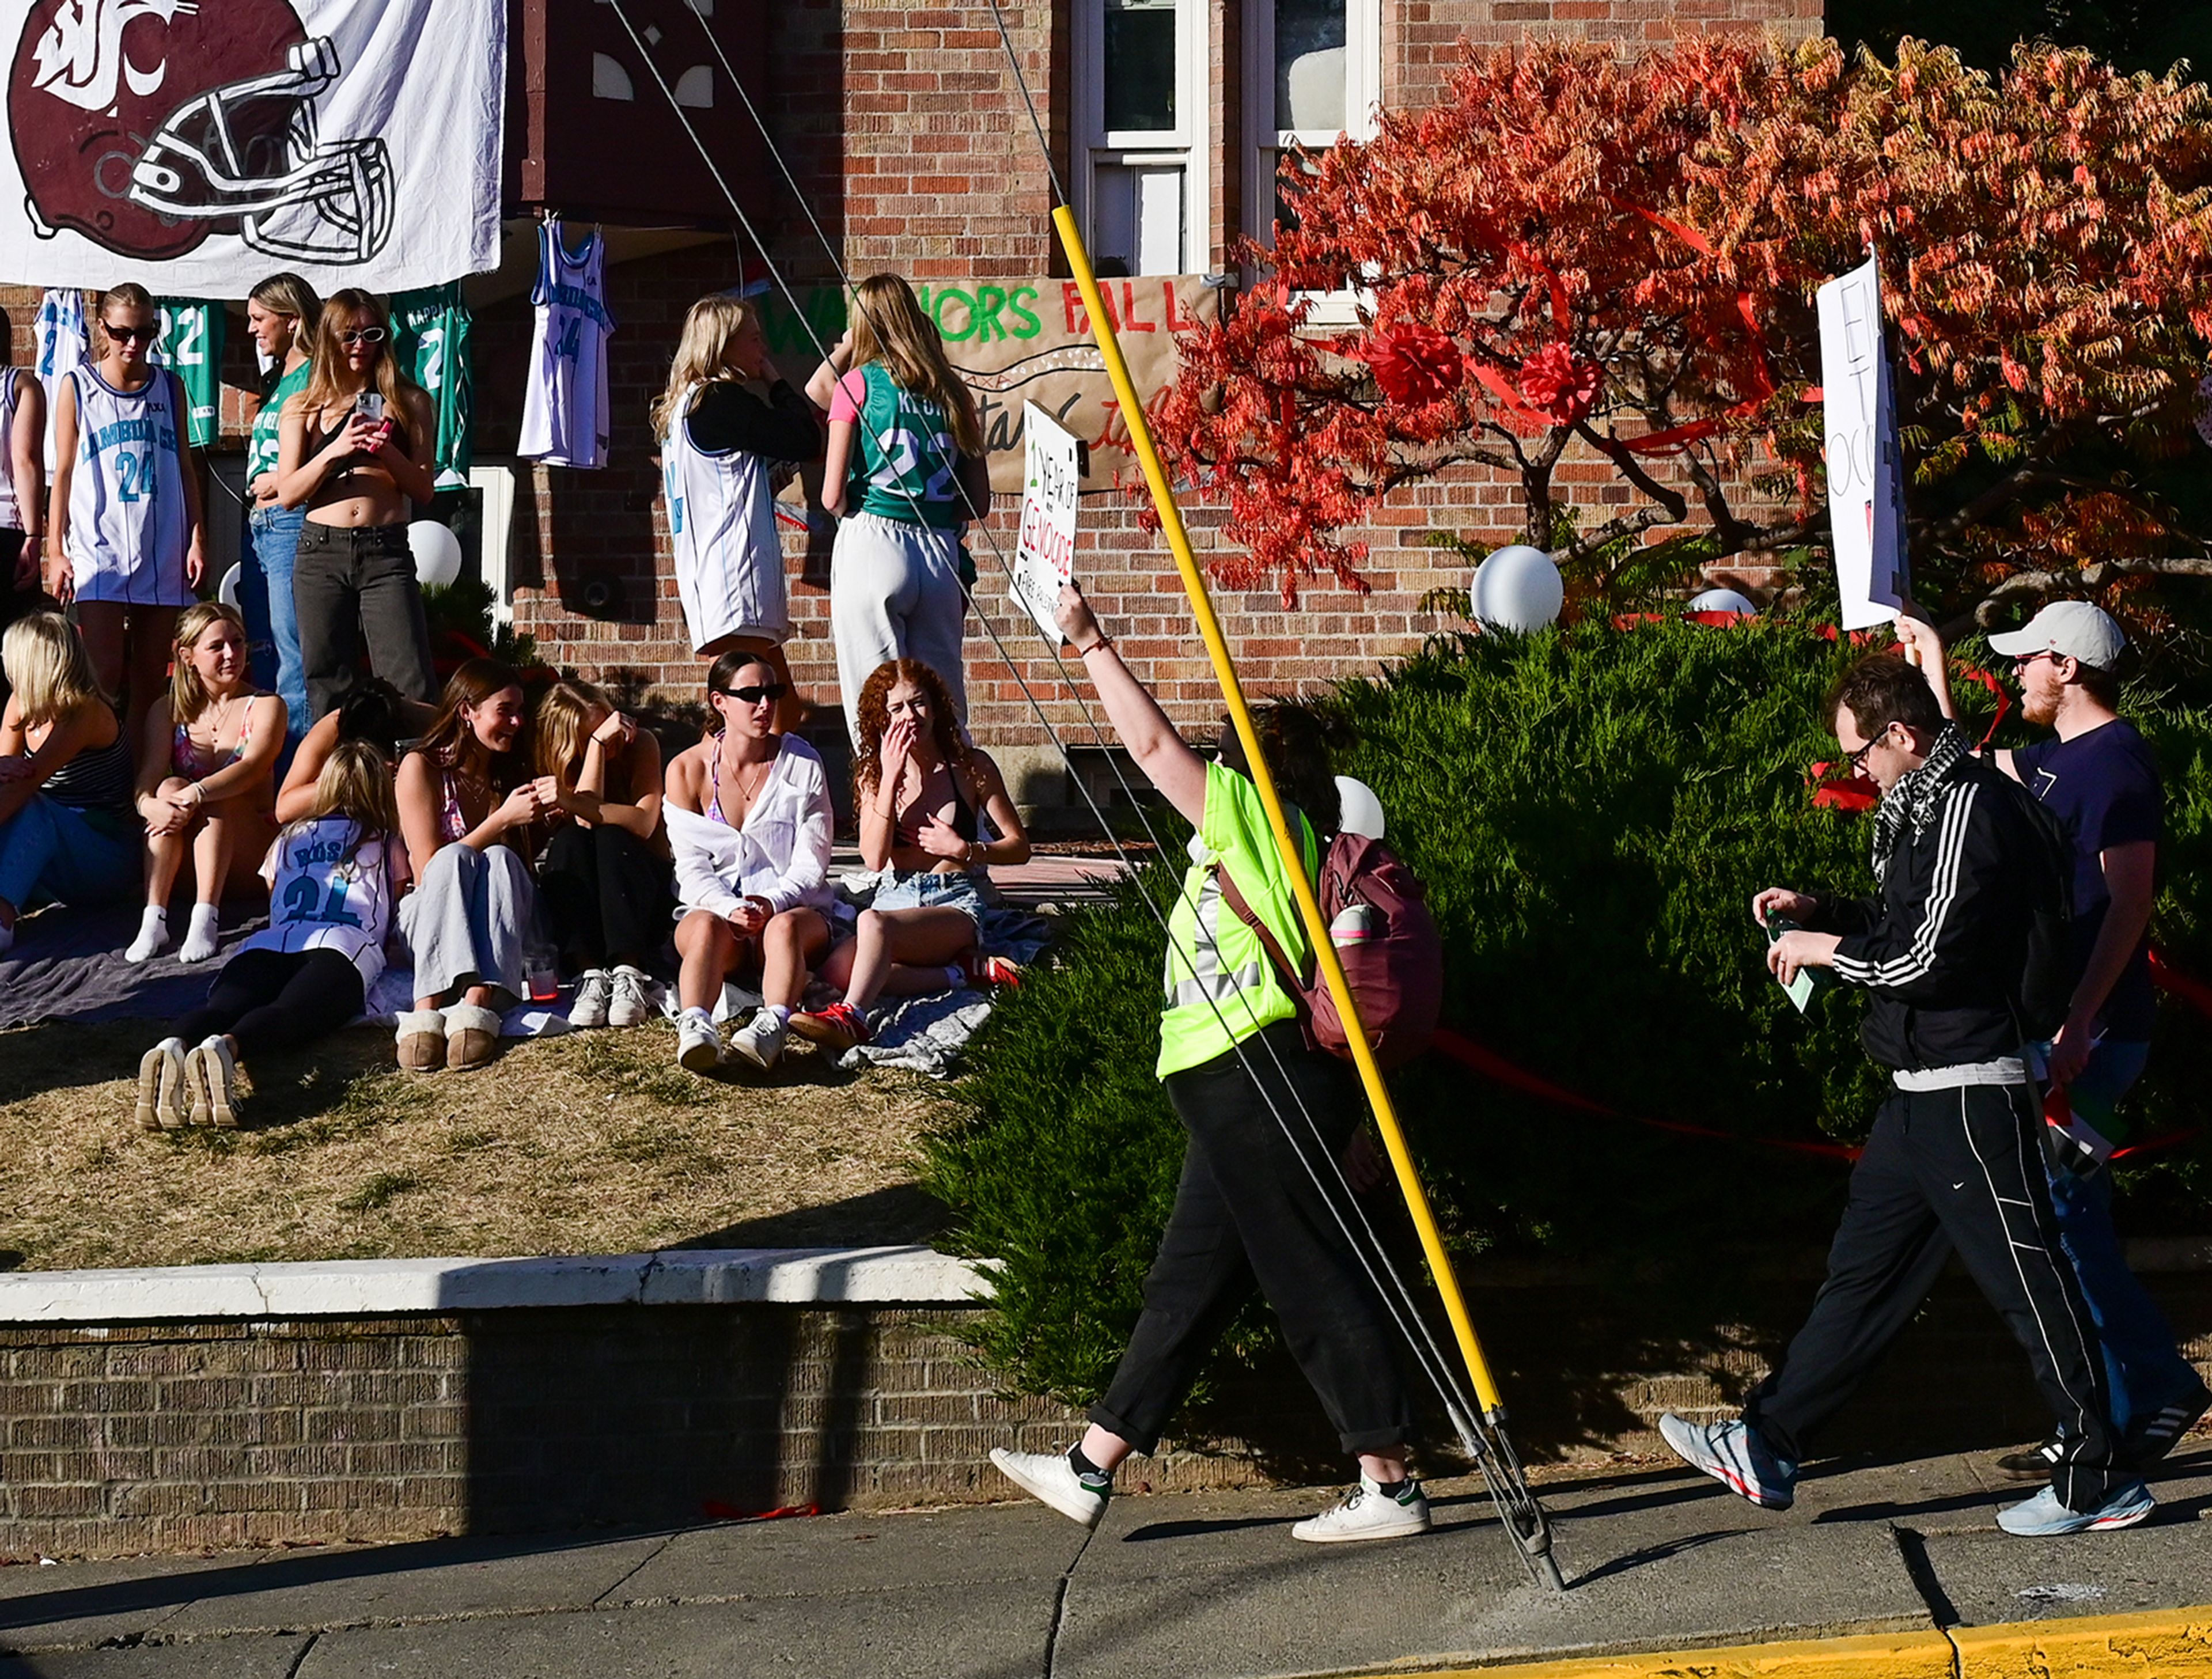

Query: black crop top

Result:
[302,404,415,480]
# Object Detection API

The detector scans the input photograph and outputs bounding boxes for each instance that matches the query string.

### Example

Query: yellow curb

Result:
[1376,1628,1957,1679]
[1952,1606,2212,1677]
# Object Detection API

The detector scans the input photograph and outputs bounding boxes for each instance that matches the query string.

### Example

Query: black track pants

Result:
[537,823,671,973]
[1744,1082,2124,1511]
[1089,1019,1415,1458]
[174,947,365,1060]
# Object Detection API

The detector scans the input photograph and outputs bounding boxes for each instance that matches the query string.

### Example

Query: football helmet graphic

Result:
[11,0,393,263]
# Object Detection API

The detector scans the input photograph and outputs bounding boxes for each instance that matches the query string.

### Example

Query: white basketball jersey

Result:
[0,369,22,531]
[65,366,190,608]
[240,818,398,988]
[663,383,789,652]
[518,218,613,468]
[35,288,86,477]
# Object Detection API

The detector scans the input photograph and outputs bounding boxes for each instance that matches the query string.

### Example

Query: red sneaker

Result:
[961,952,1024,989]
[790,1002,871,1051]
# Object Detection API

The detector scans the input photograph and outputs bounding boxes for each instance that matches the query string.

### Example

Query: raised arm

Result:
[1054,581,1206,828]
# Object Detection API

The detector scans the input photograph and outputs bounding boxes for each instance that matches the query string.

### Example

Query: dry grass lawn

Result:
[0,1018,952,1272]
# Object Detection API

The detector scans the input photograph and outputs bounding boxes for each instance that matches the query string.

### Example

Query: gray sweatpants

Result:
[397,843,533,1004]
[829,511,967,744]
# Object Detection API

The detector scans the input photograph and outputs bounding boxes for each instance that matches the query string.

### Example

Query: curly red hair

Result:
[852,658,971,800]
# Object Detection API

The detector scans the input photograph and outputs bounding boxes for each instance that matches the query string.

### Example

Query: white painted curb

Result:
[0,1246,997,1323]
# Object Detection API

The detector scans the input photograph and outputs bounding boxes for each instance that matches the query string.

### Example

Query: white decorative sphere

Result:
[1335,775,1385,840]
[408,520,464,589]
[1471,544,1563,632]
[1689,588,1758,616]
[216,562,241,609]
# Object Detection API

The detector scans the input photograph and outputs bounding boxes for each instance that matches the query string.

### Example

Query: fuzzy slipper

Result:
[135,1037,189,1132]
[443,1002,503,1071]
[187,1036,241,1129]
[396,1009,446,1072]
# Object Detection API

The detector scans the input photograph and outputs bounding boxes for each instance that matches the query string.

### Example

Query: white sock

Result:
[126,906,169,962]
[682,1006,713,1028]
[177,903,221,964]
[762,1003,790,1024]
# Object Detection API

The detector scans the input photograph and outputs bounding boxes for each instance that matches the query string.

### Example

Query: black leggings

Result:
[537,823,671,973]
[173,947,365,1059]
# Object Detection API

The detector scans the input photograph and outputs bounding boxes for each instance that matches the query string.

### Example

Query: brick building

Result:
[5,0,1823,809]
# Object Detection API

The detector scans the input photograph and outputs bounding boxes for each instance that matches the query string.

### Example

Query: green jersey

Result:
[1157,761,1320,1080]
[151,298,222,448]
[247,361,309,489]
[846,362,963,530]
[391,283,474,491]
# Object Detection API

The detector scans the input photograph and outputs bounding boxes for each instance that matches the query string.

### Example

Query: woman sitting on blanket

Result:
[663,649,836,1075]
[136,738,408,1130]
[392,658,543,1074]
[125,602,287,965]
[789,657,1029,1053]
[275,679,434,825]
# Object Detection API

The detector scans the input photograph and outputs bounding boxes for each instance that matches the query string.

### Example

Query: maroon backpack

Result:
[1219,832,1444,1070]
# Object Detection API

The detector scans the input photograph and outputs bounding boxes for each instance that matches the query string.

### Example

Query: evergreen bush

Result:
[924,619,2212,1408]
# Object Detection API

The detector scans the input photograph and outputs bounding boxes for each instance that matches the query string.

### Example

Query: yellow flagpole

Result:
[1052,208,1506,1420]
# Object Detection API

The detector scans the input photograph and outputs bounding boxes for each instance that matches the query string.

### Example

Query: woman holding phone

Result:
[276,288,437,722]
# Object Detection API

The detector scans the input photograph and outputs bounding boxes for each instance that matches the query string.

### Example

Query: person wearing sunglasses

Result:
[275,287,438,722]
[661,649,838,1073]
[46,283,207,754]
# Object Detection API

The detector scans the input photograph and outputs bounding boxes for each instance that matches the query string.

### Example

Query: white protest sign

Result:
[1817,255,1911,630]
[1011,401,1080,645]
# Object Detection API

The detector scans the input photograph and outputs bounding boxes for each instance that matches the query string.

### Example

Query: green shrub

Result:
[925,619,2212,1408]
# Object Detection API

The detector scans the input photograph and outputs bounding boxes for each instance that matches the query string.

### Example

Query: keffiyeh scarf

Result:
[1869,721,1971,886]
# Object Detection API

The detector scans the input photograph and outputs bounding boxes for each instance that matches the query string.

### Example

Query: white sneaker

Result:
[676,1011,722,1073]
[135,1037,189,1131]
[569,969,612,1029]
[728,1009,787,1070]
[607,965,653,1028]
[187,1036,241,1128]
[1290,1475,1432,1543]
[990,1447,1110,1530]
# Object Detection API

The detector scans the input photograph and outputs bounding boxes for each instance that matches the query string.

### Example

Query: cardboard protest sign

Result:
[1011,403,1080,645]
[1817,255,1911,630]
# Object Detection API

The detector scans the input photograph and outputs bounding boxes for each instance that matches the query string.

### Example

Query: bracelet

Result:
[1076,634,1115,657]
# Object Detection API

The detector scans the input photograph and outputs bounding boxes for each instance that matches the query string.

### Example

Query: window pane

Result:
[1093,163,1185,275]
[1275,0,1346,133]
[1104,0,1177,132]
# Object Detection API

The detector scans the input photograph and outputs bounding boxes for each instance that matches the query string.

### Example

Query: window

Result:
[1246,0,1380,317]
[1074,0,1209,277]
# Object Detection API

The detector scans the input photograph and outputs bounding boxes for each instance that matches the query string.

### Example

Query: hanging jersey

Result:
[150,300,223,448]
[392,283,475,491]
[663,381,788,651]
[0,368,22,530]
[35,289,86,477]
[247,362,310,490]
[238,817,399,988]
[63,365,191,608]
[518,218,613,468]
[836,363,963,529]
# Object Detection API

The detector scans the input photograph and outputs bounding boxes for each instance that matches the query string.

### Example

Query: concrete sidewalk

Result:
[0,1445,2206,1678]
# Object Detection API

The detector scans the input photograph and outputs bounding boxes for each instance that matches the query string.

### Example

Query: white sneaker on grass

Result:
[135,1037,188,1131]
[607,965,653,1028]
[676,1010,722,1073]
[728,1009,787,1070]
[187,1036,241,1128]
[990,1447,1111,1530]
[1290,1475,1431,1543]
[569,969,612,1029]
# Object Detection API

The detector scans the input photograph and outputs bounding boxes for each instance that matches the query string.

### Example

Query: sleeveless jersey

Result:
[846,363,963,529]
[0,368,22,530]
[35,289,86,476]
[150,300,222,448]
[238,817,398,988]
[663,381,789,652]
[391,283,475,491]
[64,366,190,607]
[518,218,614,468]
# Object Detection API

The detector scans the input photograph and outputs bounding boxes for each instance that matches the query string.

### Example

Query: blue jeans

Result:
[0,795,138,915]
[244,503,309,757]
[2040,1037,2200,1431]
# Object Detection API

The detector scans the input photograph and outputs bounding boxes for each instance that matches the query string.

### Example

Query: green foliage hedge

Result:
[923,619,2212,1407]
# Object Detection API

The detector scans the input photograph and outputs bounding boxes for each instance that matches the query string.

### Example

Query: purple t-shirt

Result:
[2013,718,2162,1040]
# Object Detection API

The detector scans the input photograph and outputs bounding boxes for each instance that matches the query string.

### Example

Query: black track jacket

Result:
[1808,753,2043,1072]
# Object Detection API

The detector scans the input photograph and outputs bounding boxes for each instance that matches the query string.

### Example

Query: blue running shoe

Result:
[1658,1412,1797,1510]
[1997,1480,2154,1536]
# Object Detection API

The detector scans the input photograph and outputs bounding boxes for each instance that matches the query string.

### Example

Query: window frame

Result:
[1071,0,1212,278]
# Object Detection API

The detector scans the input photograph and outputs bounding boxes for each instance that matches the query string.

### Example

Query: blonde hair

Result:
[248,272,321,353]
[652,294,757,439]
[2,612,109,726]
[532,679,611,798]
[94,283,153,343]
[297,287,425,429]
[286,737,400,877]
[168,601,251,723]
[849,274,983,457]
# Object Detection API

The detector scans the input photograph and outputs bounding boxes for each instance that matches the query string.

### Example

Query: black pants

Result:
[1090,1019,1414,1457]
[174,947,365,1060]
[537,824,671,973]
[293,522,436,722]
[1744,1082,2123,1511]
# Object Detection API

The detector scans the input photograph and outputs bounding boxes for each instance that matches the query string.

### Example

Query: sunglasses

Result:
[714,683,788,705]
[339,327,388,346]
[103,322,157,343]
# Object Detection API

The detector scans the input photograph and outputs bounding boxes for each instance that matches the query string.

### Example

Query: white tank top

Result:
[63,365,190,607]
[238,817,398,988]
[518,218,614,468]
[662,382,788,651]
[0,369,22,530]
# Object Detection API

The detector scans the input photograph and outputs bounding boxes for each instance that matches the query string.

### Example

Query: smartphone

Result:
[353,391,387,425]
[1766,912,1819,1014]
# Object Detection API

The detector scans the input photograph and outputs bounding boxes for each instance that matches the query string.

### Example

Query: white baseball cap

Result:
[1986,601,2126,670]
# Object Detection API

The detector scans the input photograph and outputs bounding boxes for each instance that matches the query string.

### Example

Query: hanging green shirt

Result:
[835,362,963,530]
[390,283,474,492]
[1157,762,1320,1080]
[151,298,222,448]
[246,361,310,491]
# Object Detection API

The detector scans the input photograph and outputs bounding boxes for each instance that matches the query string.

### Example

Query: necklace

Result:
[718,742,774,814]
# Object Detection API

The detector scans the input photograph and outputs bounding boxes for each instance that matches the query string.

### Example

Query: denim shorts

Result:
[870,869,984,924]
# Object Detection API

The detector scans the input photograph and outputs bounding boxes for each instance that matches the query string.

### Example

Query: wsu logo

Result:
[10,0,393,262]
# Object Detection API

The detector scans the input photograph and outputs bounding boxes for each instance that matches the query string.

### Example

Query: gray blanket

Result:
[0,905,265,1031]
